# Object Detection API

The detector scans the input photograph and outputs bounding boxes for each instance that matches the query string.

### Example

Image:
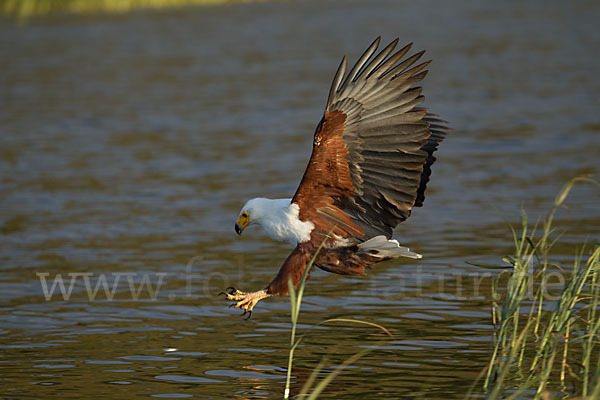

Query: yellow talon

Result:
[221,288,271,316]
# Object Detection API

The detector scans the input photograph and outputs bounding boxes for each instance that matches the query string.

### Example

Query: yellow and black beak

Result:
[235,213,249,235]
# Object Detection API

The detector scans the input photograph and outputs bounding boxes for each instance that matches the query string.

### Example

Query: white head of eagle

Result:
[235,197,315,247]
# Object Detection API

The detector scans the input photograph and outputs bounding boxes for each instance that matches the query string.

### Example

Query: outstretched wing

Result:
[292,37,449,240]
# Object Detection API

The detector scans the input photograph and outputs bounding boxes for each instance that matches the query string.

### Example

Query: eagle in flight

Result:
[222,37,448,318]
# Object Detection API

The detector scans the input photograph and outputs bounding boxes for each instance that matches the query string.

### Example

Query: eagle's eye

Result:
[242,212,249,218]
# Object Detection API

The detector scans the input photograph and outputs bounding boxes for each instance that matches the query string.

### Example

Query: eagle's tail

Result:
[314,235,421,277]
[358,235,422,259]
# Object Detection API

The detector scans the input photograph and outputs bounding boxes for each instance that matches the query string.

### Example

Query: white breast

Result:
[260,201,314,246]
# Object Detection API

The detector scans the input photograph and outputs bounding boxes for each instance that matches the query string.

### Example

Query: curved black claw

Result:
[240,309,247,316]
[218,286,237,296]
[244,310,252,320]
[228,303,236,308]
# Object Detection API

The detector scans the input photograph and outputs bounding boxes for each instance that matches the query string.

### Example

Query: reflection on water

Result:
[1,1,599,398]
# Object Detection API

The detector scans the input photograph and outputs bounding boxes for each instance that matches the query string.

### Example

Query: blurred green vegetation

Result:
[0,0,254,18]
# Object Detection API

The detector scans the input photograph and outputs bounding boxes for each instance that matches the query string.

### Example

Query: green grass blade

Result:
[306,348,373,400]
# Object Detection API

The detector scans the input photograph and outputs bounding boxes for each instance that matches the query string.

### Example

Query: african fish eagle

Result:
[222,37,448,318]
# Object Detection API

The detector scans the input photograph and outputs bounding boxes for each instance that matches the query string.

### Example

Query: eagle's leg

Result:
[221,287,271,317]
[219,245,311,317]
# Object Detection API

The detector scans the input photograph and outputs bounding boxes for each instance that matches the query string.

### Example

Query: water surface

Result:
[1,1,599,398]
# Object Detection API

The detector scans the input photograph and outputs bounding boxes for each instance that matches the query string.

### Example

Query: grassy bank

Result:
[0,0,255,19]
[478,177,600,399]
